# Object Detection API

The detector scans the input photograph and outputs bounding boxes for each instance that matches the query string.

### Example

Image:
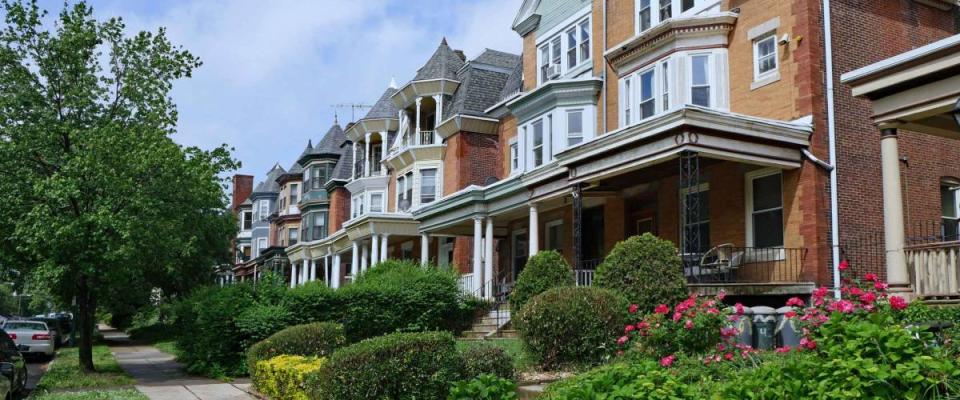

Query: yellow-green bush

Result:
[253,355,325,400]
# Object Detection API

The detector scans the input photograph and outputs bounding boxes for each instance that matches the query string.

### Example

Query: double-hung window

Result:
[637,0,705,34]
[566,27,578,71]
[539,46,551,83]
[510,141,519,173]
[550,37,561,73]
[289,228,299,245]
[623,77,633,126]
[538,16,591,85]
[256,237,267,257]
[370,193,383,213]
[660,61,670,111]
[290,183,299,205]
[578,20,590,64]
[396,175,406,212]
[258,200,269,221]
[942,182,960,240]
[567,110,583,146]
[639,69,656,119]
[314,211,326,240]
[532,120,544,167]
[747,170,784,248]
[241,210,252,230]
[639,0,652,32]
[659,0,672,20]
[690,54,711,107]
[420,169,437,204]
[403,171,414,210]
[753,34,778,81]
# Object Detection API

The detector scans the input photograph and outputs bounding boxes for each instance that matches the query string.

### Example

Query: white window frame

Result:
[370,191,384,213]
[256,237,267,257]
[688,53,713,107]
[290,183,300,205]
[752,34,778,82]
[635,0,716,35]
[621,76,633,126]
[744,168,785,250]
[660,60,671,112]
[536,11,592,85]
[566,109,584,146]
[531,119,545,168]
[941,181,960,240]
[638,67,657,120]
[258,200,269,221]
[288,227,299,245]
[509,138,519,174]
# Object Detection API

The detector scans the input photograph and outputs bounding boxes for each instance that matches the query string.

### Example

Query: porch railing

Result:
[459,273,474,294]
[684,246,807,284]
[353,158,364,178]
[419,130,435,145]
[574,269,595,286]
[907,241,960,297]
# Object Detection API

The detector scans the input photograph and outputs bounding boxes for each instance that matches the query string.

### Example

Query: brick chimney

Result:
[231,174,254,210]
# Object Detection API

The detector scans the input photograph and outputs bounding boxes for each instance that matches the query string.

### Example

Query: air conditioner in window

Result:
[546,64,561,79]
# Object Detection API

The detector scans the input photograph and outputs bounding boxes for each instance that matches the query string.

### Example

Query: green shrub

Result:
[514,286,627,369]
[252,355,325,400]
[509,250,573,312]
[542,359,708,399]
[308,331,465,400]
[285,281,340,325]
[460,345,515,381]
[594,234,686,313]
[246,322,346,378]
[236,303,294,349]
[337,259,477,340]
[173,283,257,377]
[449,374,517,400]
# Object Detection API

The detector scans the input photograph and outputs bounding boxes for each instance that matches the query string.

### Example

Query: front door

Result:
[582,206,605,267]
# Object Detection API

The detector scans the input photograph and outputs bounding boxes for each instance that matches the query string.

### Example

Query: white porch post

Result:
[484,217,494,300]
[880,128,909,287]
[290,262,297,288]
[381,234,389,262]
[380,132,388,176]
[371,234,380,268]
[529,204,539,256]
[308,259,316,282]
[302,260,309,284]
[433,94,443,143]
[351,241,359,278]
[473,217,483,295]
[364,133,371,177]
[415,97,422,145]
[332,252,342,288]
[420,233,430,265]
[351,142,357,180]
[361,242,369,272]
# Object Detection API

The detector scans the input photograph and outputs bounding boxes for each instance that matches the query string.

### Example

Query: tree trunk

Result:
[77,274,96,373]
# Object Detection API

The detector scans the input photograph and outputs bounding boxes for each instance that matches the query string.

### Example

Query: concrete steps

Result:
[461,306,512,339]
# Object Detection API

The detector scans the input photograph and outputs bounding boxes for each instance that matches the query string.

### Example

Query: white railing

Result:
[907,241,960,297]
[574,269,595,287]
[459,273,475,294]
[419,130,435,145]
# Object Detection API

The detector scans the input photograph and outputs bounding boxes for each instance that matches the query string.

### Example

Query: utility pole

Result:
[330,104,373,123]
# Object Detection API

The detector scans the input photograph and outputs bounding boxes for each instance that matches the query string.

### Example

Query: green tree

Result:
[0,1,237,371]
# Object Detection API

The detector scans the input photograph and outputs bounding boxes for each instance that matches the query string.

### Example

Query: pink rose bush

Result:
[618,294,732,361]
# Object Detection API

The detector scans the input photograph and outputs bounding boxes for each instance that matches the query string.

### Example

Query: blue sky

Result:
[30,0,522,185]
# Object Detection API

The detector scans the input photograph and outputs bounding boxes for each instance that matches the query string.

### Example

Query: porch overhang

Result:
[384,144,446,171]
[557,106,811,184]
[342,213,421,241]
[841,34,960,139]
[345,174,388,194]
[391,79,460,109]
[436,114,500,138]
[413,176,529,235]
[345,118,398,142]
[506,77,602,124]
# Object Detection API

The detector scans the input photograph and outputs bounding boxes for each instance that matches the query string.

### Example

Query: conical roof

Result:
[412,38,466,82]
[361,87,400,121]
[286,162,303,175]
[315,123,346,156]
[253,163,285,193]
[297,140,316,160]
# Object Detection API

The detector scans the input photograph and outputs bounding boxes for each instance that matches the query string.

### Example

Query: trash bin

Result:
[775,306,801,348]
[726,306,753,347]
[751,306,777,350]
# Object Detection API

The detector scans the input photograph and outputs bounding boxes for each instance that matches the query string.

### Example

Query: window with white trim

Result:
[403,171,413,209]
[370,192,384,213]
[510,140,519,173]
[289,227,299,245]
[396,175,406,212]
[532,119,544,167]
[942,181,959,240]
[537,15,591,85]
[746,170,784,248]
[623,77,633,126]
[241,210,252,231]
[660,60,670,111]
[636,0,714,34]
[567,109,583,146]
[290,183,300,205]
[639,68,656,119]
[313,211,327,240]
[258,200,269,221]
[690,54,711,107]
[420,168,437,204]
[256,237,267,257]
[753,34,778,81]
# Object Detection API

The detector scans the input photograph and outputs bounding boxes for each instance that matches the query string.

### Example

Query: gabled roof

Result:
[412,38,466,82]
[499,60,523,101]
[361,87,400,121]
[472,49,522,71]
[443,49,521,120]
[253,163,285,194]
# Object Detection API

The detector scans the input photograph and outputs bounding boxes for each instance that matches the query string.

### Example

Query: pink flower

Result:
[775,346,792,353]
[848,287,864,297]
[799,337,817,350]
[636,321,650,330]
[874,281,889,291]
[838,260,849,271]
[830,299,856,313]
[706,308,720,314]
[654,304,670,314]
[864,273,878,282]
[617,335,629,345]
[624,324,635,333]
[724,352,734,361]
[785,310,797,319]
[720,327,738,337]
[717,290,727,301]
[672,312,683,322]
[859,292,876,305]
[684,319,694,330]
[716,343,726,351]
[786,297,805,307]
[734,303,745,316]
[812,287,830,299]
[660,354,676,367]
[628,304,639,314]
[889,295,908,310]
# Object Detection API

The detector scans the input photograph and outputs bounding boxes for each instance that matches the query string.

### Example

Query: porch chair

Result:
[697,244,744,282]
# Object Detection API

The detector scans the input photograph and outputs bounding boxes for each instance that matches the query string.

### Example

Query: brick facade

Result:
[231,174,253,210]
[328,186,351,234]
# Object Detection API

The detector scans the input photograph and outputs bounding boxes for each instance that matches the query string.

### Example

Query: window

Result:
[637,0,707,34]
[567,110,583,146]
[566,27,577,71]
[681,185,709,253]
[579,20,590,64]
[681,0,695,11]
[639,68,656,119]
[289,228,299,245]
[420,169,437,204]
[396,175,406,212]
[258,200,269,221]
[539,45,551,83]
[546,220,564,253]
[753,34,778,81]
[690,54,711,107]
[747,171,783,248]
[942,182,959,240]
[371,192,384,212]
[242,245,251,259]
[659,0,672,20]
[510,141,519,172]
[623,77,632,125]
[401,171,414,211]
[551,36,561,72]
[313,211,327,240]
[290,183,299,205]
[639,0,652,32]
[661,61,670,111]
[532,119,544,167]
[537,16,591,84]
[256,237,268,257]
[309,164,333,190]
[241,210,252,230]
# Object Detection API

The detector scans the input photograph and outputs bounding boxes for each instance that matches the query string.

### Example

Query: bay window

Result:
[639,69,655,119]
[258,200,269,221]
[746,170,784,248]
[396,175,406,212]
[420,169,437,204]
[567,110,583,146]
[537,14,592,85]
[404,171,413,209]
[313,211,327,240]
[690,54,711,107]
[371,192,383,213]
[636,0,715,34]
[532,120,544,167]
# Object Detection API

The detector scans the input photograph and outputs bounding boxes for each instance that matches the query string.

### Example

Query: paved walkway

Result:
[103,326,254,400]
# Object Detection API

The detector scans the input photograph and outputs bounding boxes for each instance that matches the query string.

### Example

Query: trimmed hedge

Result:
[285,282,340,326]
[510,250,574,312]
[515,286,627,369]
[173,283,257,377]
[461,345,515,381]
[252,355,325,400]
[246,322,346,378]
[236,303,294,349]
[309,331,465,400]
[594,234,686,313]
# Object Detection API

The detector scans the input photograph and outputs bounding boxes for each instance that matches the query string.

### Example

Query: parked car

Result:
[0,327,27,399]
[3,321,55,359]
[30,317,66,348]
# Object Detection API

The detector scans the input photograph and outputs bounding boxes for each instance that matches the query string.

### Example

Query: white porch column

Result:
[364,133,371,177]
[302,260,309,284]
[420,233,430,265]
[380,131,388,176]
[332,252,342,288]
[415,97,422,144]
[361,242,369,272]
[484,217,494,300]
[351,142,357,180]
[308,259,316,282]
[371,234,380,268]
[433,94,443,143]
[381,234,389,262]
[529,204,539,256]
[880,128,909,287]
[351,241,359,278]
[290,262,297,288]
[323,256,329,287]
[473,217,483,295]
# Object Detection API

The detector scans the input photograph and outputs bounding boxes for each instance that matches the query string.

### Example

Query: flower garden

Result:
[163,234,960,399]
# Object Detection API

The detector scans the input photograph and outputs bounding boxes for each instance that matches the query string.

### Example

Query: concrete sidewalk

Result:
[103,326,254,400]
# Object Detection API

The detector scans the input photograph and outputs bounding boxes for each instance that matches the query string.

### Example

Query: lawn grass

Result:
[35,345,135,392]
[30,389,148,400]
[456,338,536,372]
[153,340,179,358]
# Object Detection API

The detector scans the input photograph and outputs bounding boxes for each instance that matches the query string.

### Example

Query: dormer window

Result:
[307,163,334,190]
[537,13,591,85]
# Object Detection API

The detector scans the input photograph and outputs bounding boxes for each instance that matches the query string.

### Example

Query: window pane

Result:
[691,87,710,107]
[941,185,957,218]
[661,62,670,110]
[567,28,577,67]
[692,55,708,85]
[371,193,383,212]
[752,174,782,211]
[567,110,582,134]
[753,209,784,248]
[682,0,695,11]
[420,169,436,203]
[579,21,590,62]
[640,70,654,101]
[660,0,672,20]
[551,37,561,65]
[639,0,651,31]
[533,120,543,146]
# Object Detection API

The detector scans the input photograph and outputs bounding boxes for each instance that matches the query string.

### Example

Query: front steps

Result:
[461,306,516,340]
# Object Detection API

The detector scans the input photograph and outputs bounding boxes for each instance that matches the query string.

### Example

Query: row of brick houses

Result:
[225,0,960,306]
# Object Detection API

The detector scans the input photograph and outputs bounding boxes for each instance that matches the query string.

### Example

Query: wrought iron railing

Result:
[683,246,807,284]
[841,219,959,280]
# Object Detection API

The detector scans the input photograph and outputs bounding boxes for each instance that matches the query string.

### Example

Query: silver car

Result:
[3,321,55,359]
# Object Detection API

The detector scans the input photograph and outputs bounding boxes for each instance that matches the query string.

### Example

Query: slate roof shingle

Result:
[253,164,285,194]
[315,123,346,156]
[362,87,400,121]
[442,49,521,120]
[412,38,466,82]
